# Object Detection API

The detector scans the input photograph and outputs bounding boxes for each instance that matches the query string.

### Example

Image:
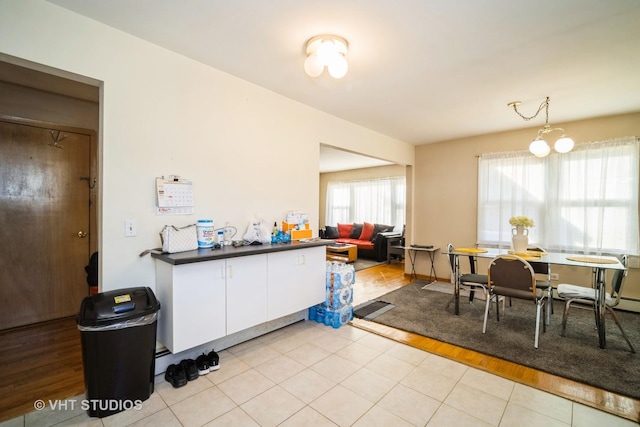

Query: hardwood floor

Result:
[352,261,640,423]
[0,262,637,423]
[0,316,85,422]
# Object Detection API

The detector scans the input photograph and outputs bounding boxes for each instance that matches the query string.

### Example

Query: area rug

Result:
[353,300,395,320]
[353,258,386,271]
[364,281,640,399]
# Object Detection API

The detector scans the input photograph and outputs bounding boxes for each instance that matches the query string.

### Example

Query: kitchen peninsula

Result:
[151,240,328,353]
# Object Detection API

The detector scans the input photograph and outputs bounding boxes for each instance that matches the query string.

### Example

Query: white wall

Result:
[0,0,414,291]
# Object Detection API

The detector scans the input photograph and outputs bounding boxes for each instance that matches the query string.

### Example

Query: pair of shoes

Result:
[196,353,210,375]
[180,359,198,381]
[208,349,220,371]
[165,364,187,388]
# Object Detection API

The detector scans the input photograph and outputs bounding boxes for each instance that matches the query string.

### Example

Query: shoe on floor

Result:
[165,364,187,388]
[207,350,220,371]
[180,358,199,381]
[196,353,210,375]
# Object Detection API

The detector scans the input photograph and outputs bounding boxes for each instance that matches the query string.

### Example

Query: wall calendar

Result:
[155,176,194,215]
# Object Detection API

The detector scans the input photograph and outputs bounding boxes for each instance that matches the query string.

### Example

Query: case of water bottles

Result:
[308,261,355,328]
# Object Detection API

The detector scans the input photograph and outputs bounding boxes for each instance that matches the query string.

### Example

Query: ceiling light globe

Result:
[317,39,338,64]
[304,53,324,77]
[529,139,551,157]
[554,136,575,153]
[328,54,348,78]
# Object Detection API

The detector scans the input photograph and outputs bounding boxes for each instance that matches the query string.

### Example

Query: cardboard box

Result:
[291,229,312,240]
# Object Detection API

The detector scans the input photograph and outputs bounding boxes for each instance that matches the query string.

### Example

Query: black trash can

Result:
[77,287,161,418]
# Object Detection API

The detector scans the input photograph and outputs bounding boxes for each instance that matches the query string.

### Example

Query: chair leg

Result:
[561,300,572,337]
[545,288,553,325]
[534,302,542,348]
[483,292,492,333]
[607,307,636,353]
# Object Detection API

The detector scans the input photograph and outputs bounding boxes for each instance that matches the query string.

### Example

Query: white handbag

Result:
[160,224,198,253]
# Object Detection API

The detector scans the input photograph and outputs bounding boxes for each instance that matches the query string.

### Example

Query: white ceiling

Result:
[319,145,392,173]
[45,0,640,170]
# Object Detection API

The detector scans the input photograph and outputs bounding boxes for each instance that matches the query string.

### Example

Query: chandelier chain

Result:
[511,97,550,124]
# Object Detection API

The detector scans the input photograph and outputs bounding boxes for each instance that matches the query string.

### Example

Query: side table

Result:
[405,246,439,282]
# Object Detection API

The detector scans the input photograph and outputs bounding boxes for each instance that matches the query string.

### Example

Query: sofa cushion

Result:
[324,225,339,239]
[360,222,375,241]
[350,223,363,238]
[335,238,375,250]
[337,223,353,238]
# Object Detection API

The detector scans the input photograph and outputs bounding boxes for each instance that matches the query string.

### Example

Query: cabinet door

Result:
[171,260,226,353]
[226,254,268,335]
[267,246,326,320]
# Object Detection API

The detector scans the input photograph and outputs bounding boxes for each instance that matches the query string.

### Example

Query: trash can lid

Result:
[77,286,160,327]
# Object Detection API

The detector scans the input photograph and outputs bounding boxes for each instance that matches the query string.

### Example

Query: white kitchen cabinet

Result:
[225,254,268,335]
[267,246,325,320]
[155,259,226,354]
[153,242,328,354]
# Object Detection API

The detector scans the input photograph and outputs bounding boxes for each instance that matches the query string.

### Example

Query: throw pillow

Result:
[350,223,363,239]
[372,223,396,240]
[324,225,339,239]
[360,222,375,241]
[337,223,353,238]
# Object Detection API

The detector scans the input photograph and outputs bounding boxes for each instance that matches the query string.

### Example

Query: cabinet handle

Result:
[227,265,233,278]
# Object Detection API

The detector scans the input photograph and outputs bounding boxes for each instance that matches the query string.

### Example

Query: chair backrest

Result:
[447,243,456,278]
[488,255,537,299]
[526,245,550,275]
[609,254,628,307]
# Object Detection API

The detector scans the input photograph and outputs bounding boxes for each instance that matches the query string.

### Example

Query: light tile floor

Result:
[2,320,636,427]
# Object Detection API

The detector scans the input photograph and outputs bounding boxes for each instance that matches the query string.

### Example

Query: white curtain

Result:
[478,136,639,255]
[325,177,405,229]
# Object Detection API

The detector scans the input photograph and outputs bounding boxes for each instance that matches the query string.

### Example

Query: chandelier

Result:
[303,35,349,79]
[508,97,574,157]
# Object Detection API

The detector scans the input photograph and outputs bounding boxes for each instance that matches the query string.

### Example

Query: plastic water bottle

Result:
[224,222,232,245]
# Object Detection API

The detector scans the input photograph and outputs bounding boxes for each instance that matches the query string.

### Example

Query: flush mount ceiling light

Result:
[304,35,349,79]
[508,96,575,158]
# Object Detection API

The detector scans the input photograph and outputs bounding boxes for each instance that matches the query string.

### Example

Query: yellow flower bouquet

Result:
[509,216,535,228]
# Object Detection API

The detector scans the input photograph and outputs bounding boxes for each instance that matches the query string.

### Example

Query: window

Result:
[477,136,639,254]
[325,177,405,229]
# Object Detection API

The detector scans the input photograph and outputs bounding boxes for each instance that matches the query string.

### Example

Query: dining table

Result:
[444,247,626,349]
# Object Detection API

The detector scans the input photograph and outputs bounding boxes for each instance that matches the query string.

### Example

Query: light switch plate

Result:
[125,219,137,237]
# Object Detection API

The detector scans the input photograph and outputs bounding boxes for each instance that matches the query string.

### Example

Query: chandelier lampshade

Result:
[529,139,551,158]
[554,136,575,153]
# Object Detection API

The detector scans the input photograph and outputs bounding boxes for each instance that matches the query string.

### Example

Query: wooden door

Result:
[0,117,96,330]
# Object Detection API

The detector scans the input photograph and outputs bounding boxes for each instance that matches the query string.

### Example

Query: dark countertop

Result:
[151,239,332,265]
